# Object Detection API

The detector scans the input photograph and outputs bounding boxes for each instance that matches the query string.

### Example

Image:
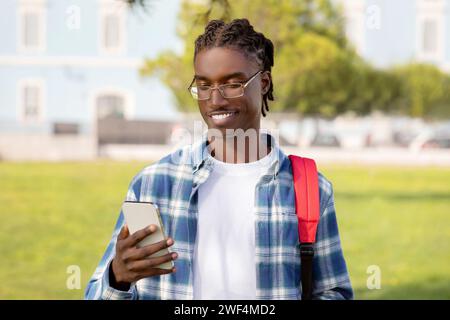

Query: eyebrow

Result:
[194,72,247,82]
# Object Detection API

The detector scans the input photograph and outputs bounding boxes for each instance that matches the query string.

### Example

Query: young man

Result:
[85,19,353,300]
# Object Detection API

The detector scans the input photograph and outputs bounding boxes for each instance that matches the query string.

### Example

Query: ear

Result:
[261,71,271,95]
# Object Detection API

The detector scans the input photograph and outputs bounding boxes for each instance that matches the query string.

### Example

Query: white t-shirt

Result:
[193,148,275,300]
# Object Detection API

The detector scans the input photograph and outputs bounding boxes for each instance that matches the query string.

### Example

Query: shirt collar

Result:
[190,129,288,179]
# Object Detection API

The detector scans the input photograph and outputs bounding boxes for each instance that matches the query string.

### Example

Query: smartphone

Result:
[121,201,174,270]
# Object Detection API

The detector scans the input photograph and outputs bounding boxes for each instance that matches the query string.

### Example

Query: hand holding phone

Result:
[110,202,177,290]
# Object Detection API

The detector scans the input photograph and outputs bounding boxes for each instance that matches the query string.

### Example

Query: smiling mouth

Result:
[210,112,236,120]
[208,111,239,121]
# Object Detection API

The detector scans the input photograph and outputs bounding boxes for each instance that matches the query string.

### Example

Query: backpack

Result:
[288,155,320,300]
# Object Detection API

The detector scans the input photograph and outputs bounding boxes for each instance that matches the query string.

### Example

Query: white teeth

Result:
[211,112,235,120]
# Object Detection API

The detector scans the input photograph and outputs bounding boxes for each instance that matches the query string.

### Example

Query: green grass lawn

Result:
[0,161,449,299]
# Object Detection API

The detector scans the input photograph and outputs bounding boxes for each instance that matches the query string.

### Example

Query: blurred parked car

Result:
[409,122,450,151]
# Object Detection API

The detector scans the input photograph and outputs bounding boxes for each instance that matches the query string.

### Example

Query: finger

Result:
[141,266,176,278]
[117,224,130,241]
[124,224,157,247]
[122,238,174,261]
[151,267,176,276]
[129,252,178,272]
[133,238,174,260]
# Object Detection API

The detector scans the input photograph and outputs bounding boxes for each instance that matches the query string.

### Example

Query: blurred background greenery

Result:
[0,161,449,299]
[140,0,450,119]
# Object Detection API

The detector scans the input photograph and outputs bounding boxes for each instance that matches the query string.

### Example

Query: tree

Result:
[274,32,366,117]
[390,63,450,118]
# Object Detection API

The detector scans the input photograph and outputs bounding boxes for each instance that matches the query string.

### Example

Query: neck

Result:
[207,129,272,164]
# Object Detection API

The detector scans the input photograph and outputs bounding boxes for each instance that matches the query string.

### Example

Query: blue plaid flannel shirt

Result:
[85,133,353,300]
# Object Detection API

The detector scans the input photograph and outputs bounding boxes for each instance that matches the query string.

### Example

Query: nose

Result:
[210,87,228,106]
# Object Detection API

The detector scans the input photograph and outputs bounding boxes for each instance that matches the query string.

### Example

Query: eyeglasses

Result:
[188,70,262,100]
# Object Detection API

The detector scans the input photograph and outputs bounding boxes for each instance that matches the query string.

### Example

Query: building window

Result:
[96,94,126,119]
[92,88,134,123]
[422,19,437,54]
[93,89,134,145]
[342,0,365,55]
[18,79,45,123]
[99,1,126,54]
[18,0,46,53]
[416,0,445,61]
[104,14,121,49]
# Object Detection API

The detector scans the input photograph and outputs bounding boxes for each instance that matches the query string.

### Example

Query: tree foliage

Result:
[390,63,450,118]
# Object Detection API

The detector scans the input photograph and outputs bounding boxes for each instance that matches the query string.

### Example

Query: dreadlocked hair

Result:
[194,18,274,117]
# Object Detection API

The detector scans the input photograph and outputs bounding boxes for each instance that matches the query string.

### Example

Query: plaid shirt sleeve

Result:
[312,174,353,300]
[84,174,143,300]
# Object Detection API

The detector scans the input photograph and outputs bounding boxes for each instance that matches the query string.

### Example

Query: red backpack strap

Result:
[288,155,320,244]
[288,155,320,300]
